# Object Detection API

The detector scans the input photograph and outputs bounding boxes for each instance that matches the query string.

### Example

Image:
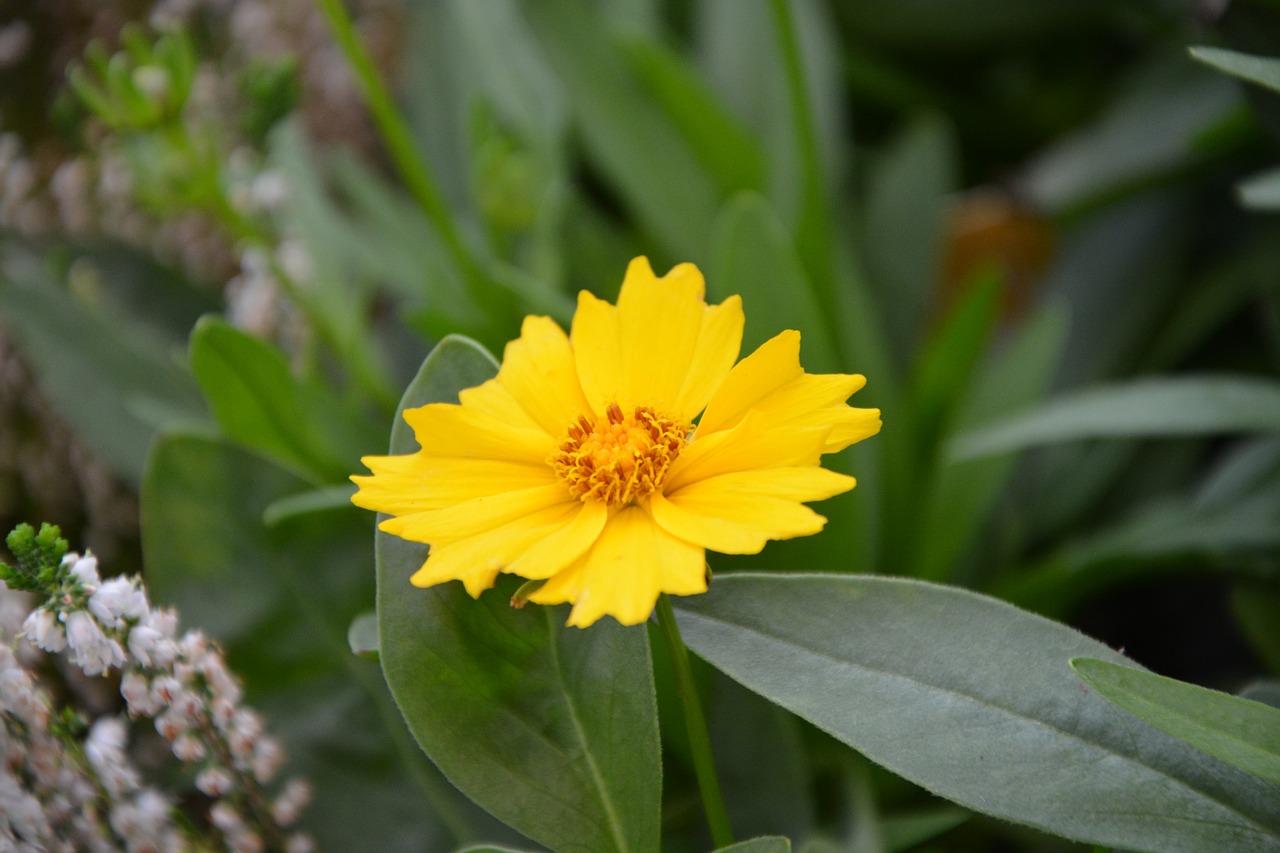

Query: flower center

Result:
[551,403,688,506]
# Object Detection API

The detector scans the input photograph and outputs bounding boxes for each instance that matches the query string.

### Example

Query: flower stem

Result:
[312,0,482,285]
[654,594,733,849]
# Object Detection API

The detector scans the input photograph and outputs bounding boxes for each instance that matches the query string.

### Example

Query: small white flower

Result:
[88,577,147,627]
[285,833,316,853]
[195,766,234,797]
[251,738,284,783]
[128,624,174,668]
[121,671,158,717]
[22,608,65,653]
[65,611,126,676]
[68,554,100,588]
[172,732,205,762]
[209,800,243,833]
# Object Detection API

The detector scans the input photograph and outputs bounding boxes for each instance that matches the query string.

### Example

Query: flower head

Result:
[353,257,881,627]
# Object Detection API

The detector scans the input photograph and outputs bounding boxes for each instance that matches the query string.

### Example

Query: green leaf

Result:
[951,375,1280,461]
[1190,46,1280,94]
[524,0,723,262]
[189,316,351,482]
[675,574,1280,852]
[377,335,662,853]
[716,837,791,853]
[1072,658,1280,785]
[882,807,968,852]
[142,433,495,852]
[707,192,836,372]
[0,254,205,485]
[916,304,1067,581]
[623,37,765,196]
[860,112,958,364]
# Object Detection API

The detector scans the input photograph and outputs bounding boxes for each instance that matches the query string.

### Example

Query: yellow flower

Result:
[352,257,881,627]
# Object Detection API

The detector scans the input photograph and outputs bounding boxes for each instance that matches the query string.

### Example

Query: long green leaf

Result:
[675,574,1280,852]
[1190,46,1280,94]
[376,336,662,853]
[524,0,723,262]
[1073,658,1280,785]
[718,837,791,853]
[951,375,1280,461]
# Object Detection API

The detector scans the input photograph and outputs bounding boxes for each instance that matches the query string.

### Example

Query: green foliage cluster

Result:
[4,1,1280,851]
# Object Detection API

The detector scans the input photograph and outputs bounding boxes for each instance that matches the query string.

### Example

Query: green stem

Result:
[768,0,835,309]
[312,0,483,285]
[654,594,734,849]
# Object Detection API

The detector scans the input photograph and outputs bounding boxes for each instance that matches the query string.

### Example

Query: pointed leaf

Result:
[1191,46,1280,94]
[1073,658,1280,785]
[377,335,662,853]
[675,574,1280,852]
[951,375,1280,461]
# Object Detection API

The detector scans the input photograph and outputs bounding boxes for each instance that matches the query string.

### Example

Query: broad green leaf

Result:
[951,375,1280,461]
[0,254,205,485]
[717,837,791,853]
[142,433,493,852]
[263,484,359,527]
[524,0,723,262]
[189,316,357,482]
[1191,46,1280,94]
[1073,658,1280,784]
[377,336,662,853]
[675,574,1280,852]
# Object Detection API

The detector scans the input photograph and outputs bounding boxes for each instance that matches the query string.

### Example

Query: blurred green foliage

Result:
[5,0,1280,850]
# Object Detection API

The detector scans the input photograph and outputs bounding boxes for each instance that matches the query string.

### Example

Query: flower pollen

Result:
[551,403,687,506]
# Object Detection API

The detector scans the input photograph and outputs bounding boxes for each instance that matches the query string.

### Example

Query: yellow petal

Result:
[379,483,573,544]
[664,412,830,494]
[650,467,855,554]
[671,294,744,422]
[351,455,555,515]
[410,500,595,597]
[528,505,706,627]
[572,257,743,420]
[497,315,593,438]
[456,379,542,433]
[402,402,552,464]
[615,258,709,413]
[507,498,608,580]
[570,289,622,416]
[697,330,881,453]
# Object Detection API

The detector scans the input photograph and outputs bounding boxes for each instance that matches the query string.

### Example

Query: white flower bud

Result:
[89,577,148,627]
[195,766,234,797]
[68,554,100,588]
[121,671,159,717]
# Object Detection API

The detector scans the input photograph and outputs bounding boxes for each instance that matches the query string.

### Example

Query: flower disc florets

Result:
[551,403,688,506]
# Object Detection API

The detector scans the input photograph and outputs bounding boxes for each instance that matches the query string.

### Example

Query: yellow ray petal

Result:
[664,412,830,494]
[528,505,706,627]
[671,294,744,422]
[410,500,593,596]
[351,456,555,515]
[497,315,593,438]
[650,467,855,554]
[507,498,608,580]
[457,379,542,433]
[402,402,553,464]
[379,483,573,544]
[615,258,708,413]
[697,330,880,453]
[570,288,622,416]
